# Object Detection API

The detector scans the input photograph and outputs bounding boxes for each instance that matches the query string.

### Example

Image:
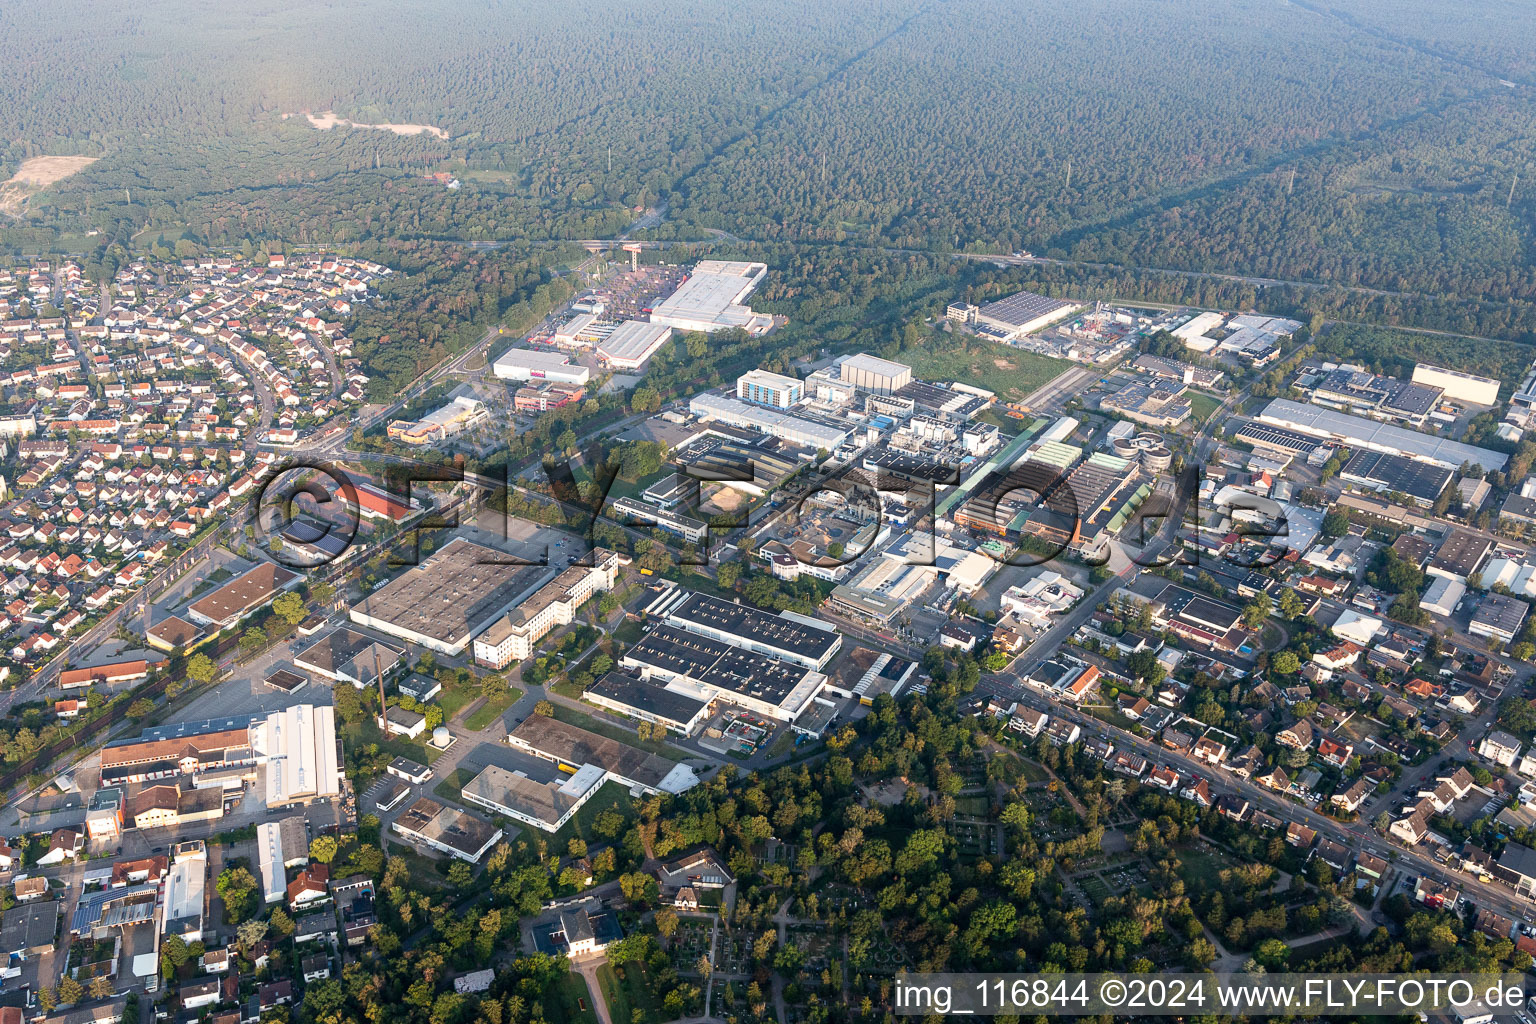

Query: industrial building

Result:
[585,671,713,736]
[349,538,551,656]
[736,369,804,409]
[1255,398,1507,473]
[460,758,606,834]
[1419,575,1466,618]
[1295,367,1442,427]
[1469,593,1530,644]
[609,495,708,543]
[1426,529,1492,583]
[491,348,591,385]
[100,719,258,787]
[837,353,913,395]
[1412,363,1500,406]
[688,392,849,449]
[956,289,1081,340]
[390,797,503,863]
[620,623,828,725]
[161,841,208,943]
[663,591,841,671]
[1099,380,1192,428]
[647,261,772,335]
[293,627,404,688]
[1338,450,1453,507]
[186,562,301,630]
[507,715,700,794]
[473,550,620,668]
[596,320,674,369]
[254,703,343,808]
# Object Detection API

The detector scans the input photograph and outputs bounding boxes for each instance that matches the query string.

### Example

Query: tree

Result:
[1278,588,1305,619]
[187,653,217,684]
[237,918,269,949]
[127,698,155,719]
[654,908,679,937]
[1271,650,1301,675]
[309,835,339,863]
[1322,507,1350,539]
[268,906,295,938]
[619,872,658,906]
[216,866,259,924]
[238,627,267,655]
[310,580,336,607]
[534,700,555,717]
[87,975,114,1000]
[272,591,307,626]
[58,977,85,1006]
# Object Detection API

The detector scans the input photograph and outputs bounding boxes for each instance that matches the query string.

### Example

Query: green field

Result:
[550,779,638,849]
[1188,390,1223,425]
[546,971,600,1024]
[463,686,523,731]
[596,962,662,1024]
[902,332,1070,403]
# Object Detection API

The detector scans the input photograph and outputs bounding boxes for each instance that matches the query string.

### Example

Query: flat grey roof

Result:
[588,671,710,726]
[357,538,550,648]
[1257,398,1507,472]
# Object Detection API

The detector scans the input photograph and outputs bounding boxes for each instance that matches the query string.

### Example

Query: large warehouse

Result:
[1256,398,1507,473]
[253,703,342,808]
[648,261,772,335]
[186,562,300,630]
[689,392,850,450]
[662,591,841,670]
[971,289,1081,340]
[491,347,591,385]
[596,320,673,369]
[350,538,552,655]
[1339,449,1453,507]
[837,352,913,395]
[619,623,828,724]
[1412,363,1500,406]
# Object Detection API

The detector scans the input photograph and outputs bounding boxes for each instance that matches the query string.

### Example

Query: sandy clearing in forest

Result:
[303,110,447,139]
[0,155,99,216]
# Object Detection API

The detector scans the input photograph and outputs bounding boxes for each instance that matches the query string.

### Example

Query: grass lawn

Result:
[1176,848,1230,890]
[550,780,637,849]
[1083,706,1138,732]
[433,766,477,802]
[1016,758,1052,785]
[903,332,1070,403]
[548,971,599,1024]
[612,620,646,644]
[551,704,687,760]
[953,795,989,816]
[1188,390,1223,424]
[342,718,432,767]
[550,677,587,700]
[765,729,796,759]
[596,962,662,1024]
[463,686,523,731]
[438,682,479,723]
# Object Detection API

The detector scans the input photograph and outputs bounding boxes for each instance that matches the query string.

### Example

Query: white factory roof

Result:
[649,261,770,334]
[161,844,206,932]
[492,347,591,382]
[689,392,849,448]
[255,821,285,904]
[255,703,341,807]
[596,320,673,365]
[840,352,912,380]
[1257,398,1507,472]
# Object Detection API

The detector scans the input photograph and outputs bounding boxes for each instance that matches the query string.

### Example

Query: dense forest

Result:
[3,0,1536,338]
